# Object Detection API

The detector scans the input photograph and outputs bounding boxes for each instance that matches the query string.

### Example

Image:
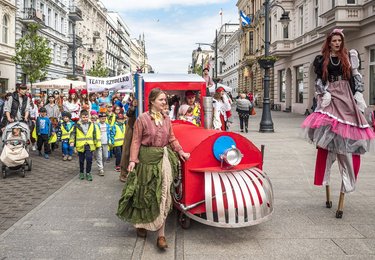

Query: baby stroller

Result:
[1,122,32,178]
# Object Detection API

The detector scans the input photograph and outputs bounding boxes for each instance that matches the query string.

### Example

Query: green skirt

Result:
[116,146,179,225]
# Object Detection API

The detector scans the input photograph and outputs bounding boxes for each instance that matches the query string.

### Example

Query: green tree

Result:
[12,23,52,87]
[86,53,109,77]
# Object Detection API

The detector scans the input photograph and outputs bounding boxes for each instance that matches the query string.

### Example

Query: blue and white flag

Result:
[240,10,251,26]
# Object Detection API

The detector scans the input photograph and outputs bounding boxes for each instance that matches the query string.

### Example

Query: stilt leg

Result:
[336,190,345,219]
[325,185,332,208]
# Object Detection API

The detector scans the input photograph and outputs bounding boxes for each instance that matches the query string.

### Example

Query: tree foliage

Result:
[193,63,203,76]
[12,23,52,85]
[86,53,109,77]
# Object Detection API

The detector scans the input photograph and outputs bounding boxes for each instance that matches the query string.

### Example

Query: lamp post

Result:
[259,0,290,133]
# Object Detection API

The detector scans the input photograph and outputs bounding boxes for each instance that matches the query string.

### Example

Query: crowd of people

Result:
[0,84,135,182]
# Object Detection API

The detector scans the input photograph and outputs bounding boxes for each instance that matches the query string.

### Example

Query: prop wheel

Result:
[326,201,332,208]
[178,212,191,229]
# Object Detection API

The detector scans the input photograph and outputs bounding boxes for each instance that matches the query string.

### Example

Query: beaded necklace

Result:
[330,54,340,66]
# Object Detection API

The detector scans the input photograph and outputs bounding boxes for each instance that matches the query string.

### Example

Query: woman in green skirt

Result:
[117,88,190,250]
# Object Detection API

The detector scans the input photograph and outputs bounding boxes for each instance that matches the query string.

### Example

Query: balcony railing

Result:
[68,6,83,21]
[23,8,45,25]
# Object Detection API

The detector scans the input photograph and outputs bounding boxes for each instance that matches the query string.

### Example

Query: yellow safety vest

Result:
[71,123,97,152]
[60,123,74,140]
[113,124,125,147]
[48,134,57,144]
[94,124,102,148]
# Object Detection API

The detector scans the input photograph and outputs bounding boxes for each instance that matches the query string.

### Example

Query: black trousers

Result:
[238,113,249,130]
[78,144,93,173]
[37,134,51,154]
[113,145,123,167]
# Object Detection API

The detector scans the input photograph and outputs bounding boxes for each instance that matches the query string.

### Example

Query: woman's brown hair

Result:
[321,32,351,81]
[148,88,166,110]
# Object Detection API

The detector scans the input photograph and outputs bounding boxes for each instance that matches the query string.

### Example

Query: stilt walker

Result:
[301,29,375,218]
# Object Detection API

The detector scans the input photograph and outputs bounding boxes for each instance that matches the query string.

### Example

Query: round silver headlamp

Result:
[220,145,243,166]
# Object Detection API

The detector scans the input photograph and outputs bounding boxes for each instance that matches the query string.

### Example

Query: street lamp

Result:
[196,29,220,88]
[259,0,290,133]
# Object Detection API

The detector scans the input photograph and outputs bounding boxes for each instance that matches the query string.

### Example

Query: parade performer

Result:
[110,113,126,172]
[212,87,232,131]
[119,99,137,182]
[69,110,100,181]
[117,88,190,250]
[59,112,74,161]
[63,89,81,122]
[301,29,375,218]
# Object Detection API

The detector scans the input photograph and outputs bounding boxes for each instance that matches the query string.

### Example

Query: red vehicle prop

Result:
[135,73,273,228]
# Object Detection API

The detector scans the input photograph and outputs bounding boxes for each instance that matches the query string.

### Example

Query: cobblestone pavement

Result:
[0,148,77,234]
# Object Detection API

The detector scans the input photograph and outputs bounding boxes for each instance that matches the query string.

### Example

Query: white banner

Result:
[86,73,133,93]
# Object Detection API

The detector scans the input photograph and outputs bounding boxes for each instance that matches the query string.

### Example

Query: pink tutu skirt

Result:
[301,80,375,155]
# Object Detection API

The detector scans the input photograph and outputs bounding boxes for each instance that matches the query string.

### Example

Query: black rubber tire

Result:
[27,159,32,171]
[178,212,191,229]
[20,168,25,178]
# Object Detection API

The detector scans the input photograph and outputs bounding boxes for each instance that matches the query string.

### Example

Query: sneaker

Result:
[44,154,49,159]
[79,172,85,180]
[86,173,93,181]
[115,166,120,172]
[99,170,104,176]
[245,128,248,133]
[38,151,43,156]
[31,145,36,151]
[67,156,72,161]
[63,155,68,161]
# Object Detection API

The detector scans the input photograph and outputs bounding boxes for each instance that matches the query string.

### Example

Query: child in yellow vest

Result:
[69,110,100,181]
[59,112,74,161]
[110,113,126,172]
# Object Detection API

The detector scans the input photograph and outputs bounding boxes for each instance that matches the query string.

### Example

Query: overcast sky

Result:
[104,0,239,73]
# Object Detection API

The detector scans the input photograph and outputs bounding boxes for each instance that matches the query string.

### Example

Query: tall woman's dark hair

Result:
[321,31,351,82]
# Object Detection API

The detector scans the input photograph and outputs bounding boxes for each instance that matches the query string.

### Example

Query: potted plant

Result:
[257,55,278,69]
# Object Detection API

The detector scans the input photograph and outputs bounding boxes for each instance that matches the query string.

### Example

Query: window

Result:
[2,15,9,44]
[299,6,304,35]
[47,8,51,26]
[279,70,286,102]
[332,0,335,8]
[314,0,319,28]
[249,31,254,54]
[296,66,304,103]
[369,48,375,105]
[347,0,355,4]
[55,13,58,30]
[61,18,64,33]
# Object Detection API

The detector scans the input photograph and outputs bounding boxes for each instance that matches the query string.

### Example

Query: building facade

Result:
[236,0,273,106]
[130,35,151,73]
[106,12,131,76]
[74,0,107,78]
[0,0,16,92]
[272,0,375,114]
[217,23,240,97]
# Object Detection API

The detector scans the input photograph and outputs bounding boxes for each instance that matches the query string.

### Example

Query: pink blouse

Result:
[130,112,183,163]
